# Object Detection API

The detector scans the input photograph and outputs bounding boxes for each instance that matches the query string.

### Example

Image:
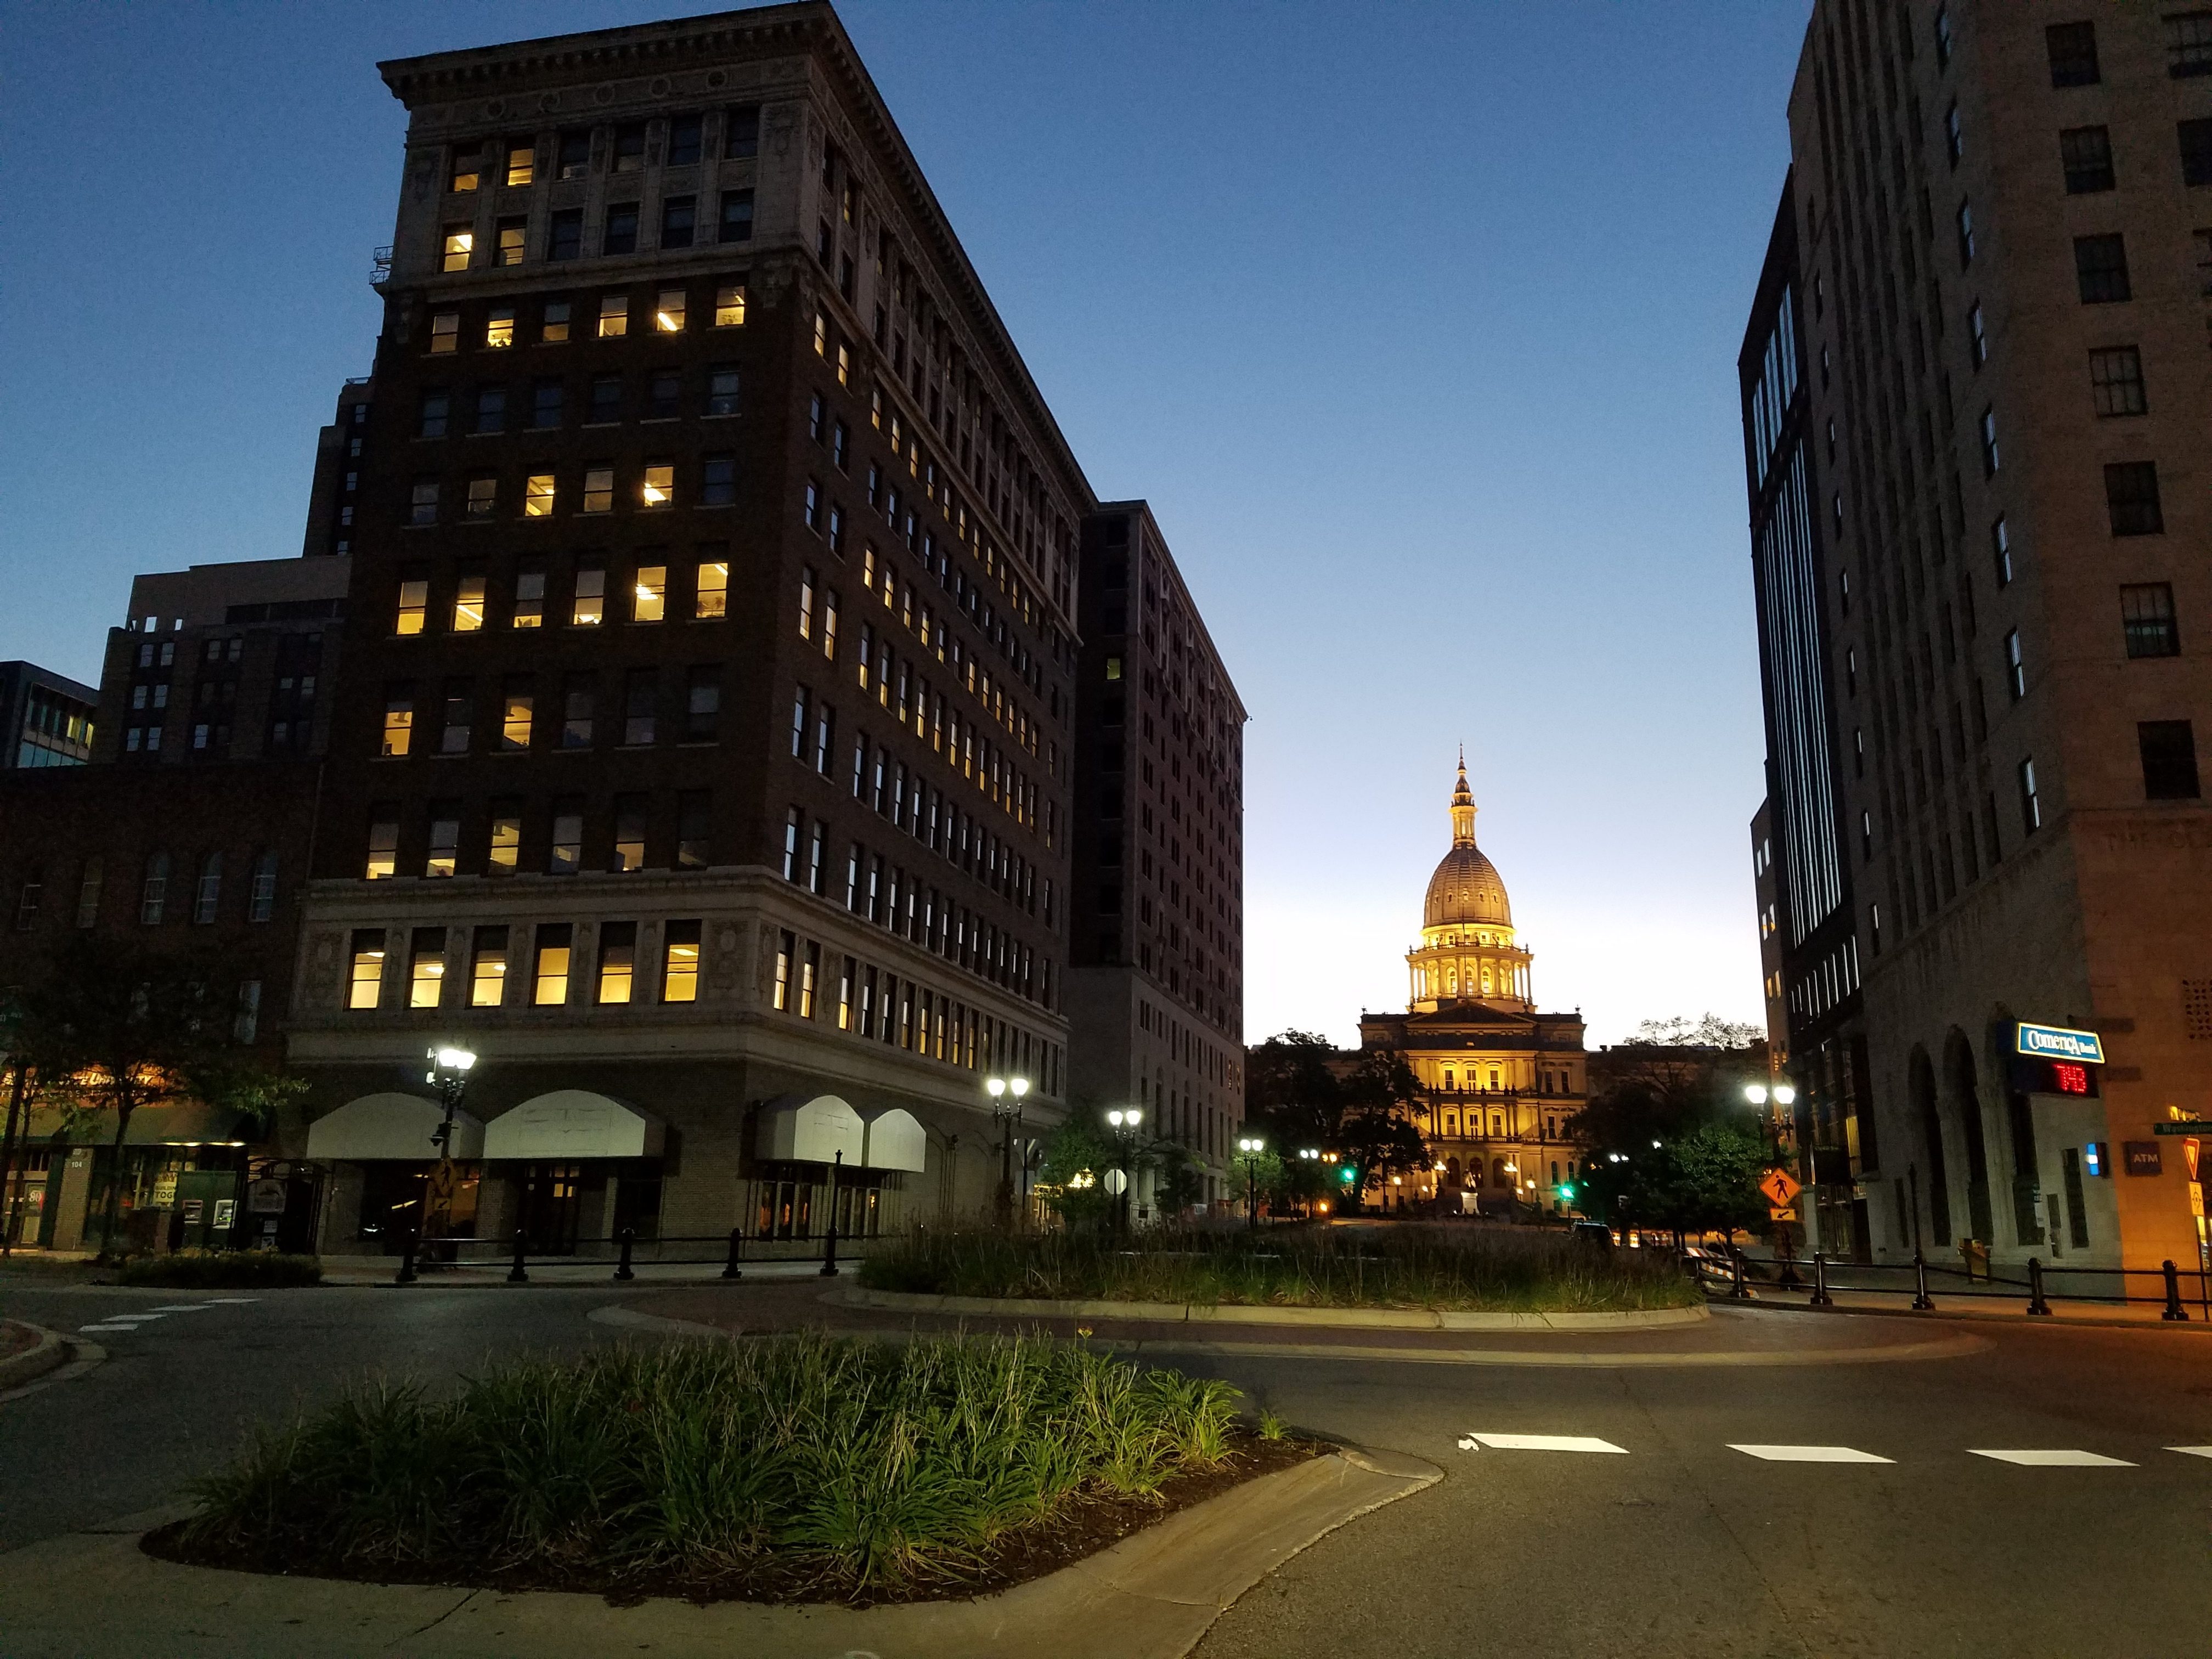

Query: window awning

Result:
[306,1093,484,1161]
[25,1101,258,1149]
[481,1091,664,1161]
[754,1095,928,1172]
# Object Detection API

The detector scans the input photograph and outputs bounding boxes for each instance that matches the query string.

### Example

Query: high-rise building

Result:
[0,662,96,771]
[289,4,1105,1252]
[1066,503,1245,1212]
[1359,758,1587,1213]
[1741,2,2212,1274]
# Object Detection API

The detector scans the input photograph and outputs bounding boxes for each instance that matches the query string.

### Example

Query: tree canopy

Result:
[1245,1031,1430,1212]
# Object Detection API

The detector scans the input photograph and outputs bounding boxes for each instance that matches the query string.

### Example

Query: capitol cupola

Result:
[1408,753,1533,1013]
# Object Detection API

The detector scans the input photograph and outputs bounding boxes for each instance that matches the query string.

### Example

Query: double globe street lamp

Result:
[1105,1107,1143,1234]
[987,1074,1030,1230]
[1743,1079,1802,1288]
[1235,1135,1267,1232]
[399,1045,475,1284]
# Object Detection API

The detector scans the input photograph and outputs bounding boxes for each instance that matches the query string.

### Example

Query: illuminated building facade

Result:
[1360,758,1587,1212]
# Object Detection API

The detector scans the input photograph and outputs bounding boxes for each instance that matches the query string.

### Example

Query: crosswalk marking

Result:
[1969,1449,2134,1467]
[1729,1444,1893,1463]
[203,1297,259,1305]
[2166,1446,2212,1459]
[149,1304,217,1313]
[1462,1434,1629,1454]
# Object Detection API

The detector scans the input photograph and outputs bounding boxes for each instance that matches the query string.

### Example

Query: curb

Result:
[1713,1295,2212,1334]
[0,1322,71,1392]
[0,1446,1441,1659]
[832,1286,1709,1331]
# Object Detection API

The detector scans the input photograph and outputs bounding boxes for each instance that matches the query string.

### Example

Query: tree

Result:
[1036,1116,1118,1231]
[1153,1147,1206,1220]
[1333,1047,1431,1211]
[1245,1034,1431,1215]
[12,935,290,1260]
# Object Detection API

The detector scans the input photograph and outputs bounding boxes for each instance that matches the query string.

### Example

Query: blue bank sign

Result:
[2015,1023,2106,1065]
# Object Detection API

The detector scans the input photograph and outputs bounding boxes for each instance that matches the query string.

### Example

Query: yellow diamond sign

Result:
[1758,1168,1802,1210]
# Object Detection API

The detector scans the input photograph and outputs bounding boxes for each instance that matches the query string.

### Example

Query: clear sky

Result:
[0,1,1812,1049]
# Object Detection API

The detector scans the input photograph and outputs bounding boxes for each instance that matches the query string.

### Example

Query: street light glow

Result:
[432,1047,476,1072]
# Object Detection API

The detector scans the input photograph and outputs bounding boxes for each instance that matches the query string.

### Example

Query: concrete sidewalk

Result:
[0,1447,1441,1659]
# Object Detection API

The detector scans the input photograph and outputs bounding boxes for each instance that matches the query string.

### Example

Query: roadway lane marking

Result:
[148,1304,218,1313]
[2165,1447,2212,1459]
[1460,1434,1629,1454]
[77,1324,140,1335]
[202,1297,259,1305]
[1729,1444,1893,1463]
[1969,1449,2135,1466]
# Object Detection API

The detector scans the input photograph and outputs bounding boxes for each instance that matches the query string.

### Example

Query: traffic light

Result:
[1338,1165,1356,1184]
[1558,1182,1576,1201]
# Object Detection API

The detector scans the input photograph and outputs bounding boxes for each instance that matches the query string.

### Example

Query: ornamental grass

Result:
[115,1250,323,1289]
[859,1225,1699,1313]
[175,1334,1240,1594]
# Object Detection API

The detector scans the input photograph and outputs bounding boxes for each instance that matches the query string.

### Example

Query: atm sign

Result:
[2015,1023,2106,1065]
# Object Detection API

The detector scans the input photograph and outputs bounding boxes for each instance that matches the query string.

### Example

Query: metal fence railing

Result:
[392,1225,882,1285]
[1684,1244,2205,1322]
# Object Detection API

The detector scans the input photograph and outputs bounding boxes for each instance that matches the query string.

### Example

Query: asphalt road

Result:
[7,1276,2212,1657]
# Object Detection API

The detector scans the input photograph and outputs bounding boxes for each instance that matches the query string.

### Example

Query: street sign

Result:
[1758,1169,1802,1209]
[2013,1023,2106,1065]
[1768,1205,1798,1222]
[1102,1169,1128,1195]
[2153,1122,2212,1136]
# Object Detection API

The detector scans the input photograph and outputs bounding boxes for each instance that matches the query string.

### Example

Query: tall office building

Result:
[289,5,1104,1251]
[1741,1,2212,1273]
[1066,504,1245,1210]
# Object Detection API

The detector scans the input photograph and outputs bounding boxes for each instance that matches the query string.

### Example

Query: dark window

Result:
[719,189,754,244]
[557,129,591,180]
[2089,346,2146,416]
[676,792,710,868]
[2171,12,2212,78]
[473,385,506,435]
[725,104,760,159]
[647,369,681,420]
[603,203,639,257]
[562,673,594,748]
[667,114,703,166]
[685,667,720,741]
[701,454,736,506]
[623,668,657,746]
[611,122,645,174]
[706,365,740,417]
[2141,721,2200,799]
[589,374,623,425]
[2059,126,2114,193]
[2122,583,2180,658]
[612,800,647,874]
[548,209,583,262]
[661,195,696,250]
[418,390,449,439]
[2182,118,2212,187]
[2075,234,2131,302]
[531,380,564,428]
[2105,461,2165,535]
[2046,21,2100,87]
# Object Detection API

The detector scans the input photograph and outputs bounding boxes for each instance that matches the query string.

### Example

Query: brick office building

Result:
[1742,2,2212,1274]
[287,5,1120,1254]
[1065,503,1246,1214]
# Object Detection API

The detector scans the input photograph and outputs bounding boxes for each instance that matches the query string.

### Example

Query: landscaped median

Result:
[146,1333,1323,1605]
[851,1226,1708,1331]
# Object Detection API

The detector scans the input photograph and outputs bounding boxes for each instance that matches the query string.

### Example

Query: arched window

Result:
[194,851,223,924]
[75,858,103,928]
[1550,1161,1561,1186]
[247,850,279,923]
[1491,1157,1509,1188]
[1446,1156,1463,1188]
[140,852,170,925]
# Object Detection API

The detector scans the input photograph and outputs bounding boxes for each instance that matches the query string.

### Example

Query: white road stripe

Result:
[202,1297,259,1305]
[148,1304,216,1313]
[1970,1449,2135,1467]
[93,1315,163,1324]
[78,1323,138,1334]
[1463,1434,1629,1454]
[1730,1444,1893,1463]
[2165,1446,2212,1459]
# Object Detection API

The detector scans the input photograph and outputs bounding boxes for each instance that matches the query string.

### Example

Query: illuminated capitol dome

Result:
[1409,753,1532,1013]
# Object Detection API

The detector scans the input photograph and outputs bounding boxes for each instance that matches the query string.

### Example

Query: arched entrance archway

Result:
[1943,1029,1994,1244]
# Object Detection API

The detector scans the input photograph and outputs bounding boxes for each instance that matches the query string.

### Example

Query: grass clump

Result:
[116,1250,321,1289]
[174,1334,1241,1596]
[859,1226,1699,1313]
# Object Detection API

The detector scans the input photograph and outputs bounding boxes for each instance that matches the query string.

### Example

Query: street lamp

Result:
[987,1075,1030,1231]
[1105,1107,1143,1235]
[1235,1135,1266,1232]
[415,1046,476,1265]
[1743,1078,1803,1288]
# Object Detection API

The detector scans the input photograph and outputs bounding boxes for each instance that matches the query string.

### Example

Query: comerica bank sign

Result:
[2015,1023,2107,1065]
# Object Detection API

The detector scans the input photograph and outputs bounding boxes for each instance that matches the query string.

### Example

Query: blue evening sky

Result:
[0,1,1812,1047]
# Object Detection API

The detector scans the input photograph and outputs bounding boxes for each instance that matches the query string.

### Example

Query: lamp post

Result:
[1235,1136,1266,1232]
[1105,1107,1143,1235]
[1743,1079,1802,1288]
[420,1046,476,1255]
[987,1075,1029,1231]
[1297,1147,1321,1219]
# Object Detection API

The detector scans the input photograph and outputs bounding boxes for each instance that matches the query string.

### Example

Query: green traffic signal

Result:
[1559,1183,1576,1201]
[1338,1166,1355,1183]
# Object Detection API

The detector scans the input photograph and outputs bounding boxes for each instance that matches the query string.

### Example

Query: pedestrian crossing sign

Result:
[1758,1169,1802,1209]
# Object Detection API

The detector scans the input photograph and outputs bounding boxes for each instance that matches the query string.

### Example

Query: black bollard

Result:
[721,1226,744,1280]
[2027,1255,2051,1316]
[2164,1259,2188,1322]
[614,1226,635,1283]
[507,1227,529,1285]
[820,1218,840,1278]
[1912,1250,1935,1311]
[1730,1247,1749,1300]
[1809,1251,1834,1307]
[395,1229,419,1286]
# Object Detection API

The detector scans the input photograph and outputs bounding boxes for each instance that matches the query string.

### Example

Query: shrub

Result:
[176,1334,1241,1594]
[116,1250,323,1289]
[858,1226,1699,1312]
